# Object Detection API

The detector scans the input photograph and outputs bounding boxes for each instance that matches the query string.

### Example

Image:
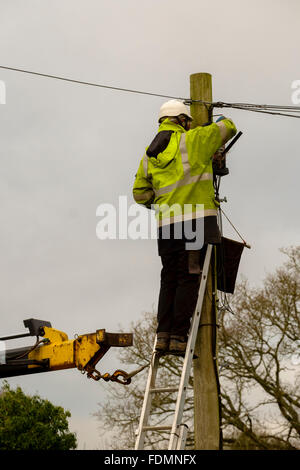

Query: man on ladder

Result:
[133,100,237,354]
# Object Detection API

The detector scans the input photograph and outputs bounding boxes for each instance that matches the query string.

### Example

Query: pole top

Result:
[190,72,212,79]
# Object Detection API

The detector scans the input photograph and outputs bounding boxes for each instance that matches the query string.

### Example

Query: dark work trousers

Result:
[156,246,207,338]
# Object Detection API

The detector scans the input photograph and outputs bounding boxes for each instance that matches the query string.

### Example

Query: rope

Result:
[220,208,251,249]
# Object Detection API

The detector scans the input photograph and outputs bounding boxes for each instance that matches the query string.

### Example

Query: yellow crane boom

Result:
[0,319,133,385]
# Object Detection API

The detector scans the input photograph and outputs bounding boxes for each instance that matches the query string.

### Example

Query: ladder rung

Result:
[150,387,178,393]
[142,425,172,432]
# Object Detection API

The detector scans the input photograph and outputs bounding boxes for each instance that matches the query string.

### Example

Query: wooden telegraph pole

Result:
[190,73,220,450]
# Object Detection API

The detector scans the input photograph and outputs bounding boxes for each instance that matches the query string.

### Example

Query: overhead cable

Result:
[0,65,190,102]
[1,65,300,118]
[212,101,300,118]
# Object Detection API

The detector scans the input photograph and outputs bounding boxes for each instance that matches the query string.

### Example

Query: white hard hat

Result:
[158,100,192,122]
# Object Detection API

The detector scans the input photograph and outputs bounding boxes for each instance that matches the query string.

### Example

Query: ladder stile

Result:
[135,245,213,451]
[134,338,160,449]
[176,424,189,450]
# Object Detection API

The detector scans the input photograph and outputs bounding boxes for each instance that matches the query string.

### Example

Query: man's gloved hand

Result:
[202,115,227,126]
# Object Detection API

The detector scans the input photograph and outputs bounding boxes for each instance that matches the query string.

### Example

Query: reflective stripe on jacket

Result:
[133,118,237,225]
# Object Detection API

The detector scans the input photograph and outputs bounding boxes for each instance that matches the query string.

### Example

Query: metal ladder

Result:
[135,244,213,450]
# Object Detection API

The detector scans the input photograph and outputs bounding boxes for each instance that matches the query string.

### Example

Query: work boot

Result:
[169,335,187,355]
[155,332,170,352]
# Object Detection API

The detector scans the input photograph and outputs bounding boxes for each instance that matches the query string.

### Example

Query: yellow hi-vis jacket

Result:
[133,118,237,227]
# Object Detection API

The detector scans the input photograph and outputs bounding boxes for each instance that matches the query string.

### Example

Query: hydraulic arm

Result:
[0,319,133,385]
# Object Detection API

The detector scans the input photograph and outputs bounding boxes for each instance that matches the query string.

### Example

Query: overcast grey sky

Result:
[0,0,299,449]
